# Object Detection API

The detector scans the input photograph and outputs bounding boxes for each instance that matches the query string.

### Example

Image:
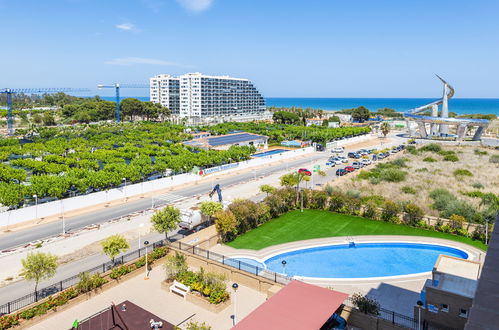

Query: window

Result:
[441,304,449,312]
[459,309,468,318]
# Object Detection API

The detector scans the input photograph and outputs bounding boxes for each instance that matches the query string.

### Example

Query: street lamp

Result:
[232,283,239,326]
[281,260,287,275]
[33,194,38,220]
[417,300,424,330]
[122,178,127,202]
[300,188,304,213]
[144,240,150,280]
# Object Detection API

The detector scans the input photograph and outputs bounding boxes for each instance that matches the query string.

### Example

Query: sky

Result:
[1,0,498,98]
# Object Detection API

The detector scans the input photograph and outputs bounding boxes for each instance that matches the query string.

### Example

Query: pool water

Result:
[252,149,290,157]
[233,242,468,279]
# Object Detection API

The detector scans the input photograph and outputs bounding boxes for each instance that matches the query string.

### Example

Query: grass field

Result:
[227,210,487,251]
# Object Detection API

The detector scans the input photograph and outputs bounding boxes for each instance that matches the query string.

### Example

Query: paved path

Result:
[27,263,267,330]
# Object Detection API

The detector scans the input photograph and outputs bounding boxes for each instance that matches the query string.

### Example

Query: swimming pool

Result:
[230,242,469,279]
[252,149,290,157]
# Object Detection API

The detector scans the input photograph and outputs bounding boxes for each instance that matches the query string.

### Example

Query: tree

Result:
[120,98,144,121]
[150,205,181,241]
[351,106,370,122]
[101,235,130,263]
[260,184,276,196]
[163,252,187,280]
[403,203,424,226]
[21,252,58,293]
[214,210,238,242]
[200,201,223,224]
[380,122,390,138]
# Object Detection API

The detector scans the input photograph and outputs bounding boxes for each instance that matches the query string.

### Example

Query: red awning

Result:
[233,280,348,330]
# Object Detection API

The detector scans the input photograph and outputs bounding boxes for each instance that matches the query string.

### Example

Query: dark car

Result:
[298,168,312,176]
[336,168,347,176]
[344,166,355,173]
[347,152,361,159]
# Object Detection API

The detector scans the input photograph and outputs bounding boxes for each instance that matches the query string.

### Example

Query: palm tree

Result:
[381,122,390,138]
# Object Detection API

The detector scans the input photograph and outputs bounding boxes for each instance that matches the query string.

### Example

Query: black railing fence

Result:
[344,297,418,329]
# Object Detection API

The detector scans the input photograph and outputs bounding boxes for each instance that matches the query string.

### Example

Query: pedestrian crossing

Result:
[151,193,186,208]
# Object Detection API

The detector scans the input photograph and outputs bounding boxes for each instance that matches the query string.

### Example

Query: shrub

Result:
[471,182,484,189]
[308,190,329,210]
[229,199,263,234]
[164,252,188,281]
[474,149,488,156]
[344,196,362,216]
[489,154,499,163]
[352,293,380,315]
[415,167,428,172]
[403,203,424,226]
[324,184,334,196]
[419,143,442,153]
[429,189,456,211]
[214,210,238,242]
[453,169,473,177]
[186,321,212,330]
[423,157,437,162]
[76,272,107,293]
[381,200,400,222]
[440,199,481,223]
[109,265,134,280]
[379,168,407,182]
[329,192,346,213]
[456,228,470,237]
[360,195,385,207]
[0,314,20,328]
[405,145,419,155]
[401,186,416,194]
[362,201,379,220]
[443,154,459,162]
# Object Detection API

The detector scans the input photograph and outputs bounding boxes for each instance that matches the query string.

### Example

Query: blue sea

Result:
[99,96,499,116]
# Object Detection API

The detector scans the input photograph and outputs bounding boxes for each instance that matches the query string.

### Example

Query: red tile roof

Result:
[233,280,348,330]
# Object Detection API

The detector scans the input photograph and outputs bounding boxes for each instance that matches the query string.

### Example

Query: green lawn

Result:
[227,210,487,251]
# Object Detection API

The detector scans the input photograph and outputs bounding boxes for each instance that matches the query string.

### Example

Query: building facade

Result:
[150,72,266,119]
[149,74,180,115]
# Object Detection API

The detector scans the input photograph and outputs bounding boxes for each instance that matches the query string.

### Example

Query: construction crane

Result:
[96,83,149,122]
[0,88,89,136]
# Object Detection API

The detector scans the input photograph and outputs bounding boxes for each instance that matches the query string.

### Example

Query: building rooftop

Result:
[433,255,481,298]
[233,280,348,330]
[185,132,268,148]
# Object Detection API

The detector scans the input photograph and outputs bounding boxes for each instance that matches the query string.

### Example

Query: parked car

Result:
[347,152,361,159]
[336,168,347,176]
[330,158,342,165]
[298,168,312,176]
[344,166,355,173]
[361,158,371,165]
[351,162,362,169]
[333,147,344,153]
[338,156,348,163]
[328,162,336,167]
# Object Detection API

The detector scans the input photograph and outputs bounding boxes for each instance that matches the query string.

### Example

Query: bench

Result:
[169,280,190,298]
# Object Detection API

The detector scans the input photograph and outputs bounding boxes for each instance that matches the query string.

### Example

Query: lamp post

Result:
[33,194,38,220]
[232,283,239,326]
[300,188,304,213]
[61,200,65,234]
[281,260,287,275]
[122,178,127,202]
[144,240,150,280]
[417,300,424,330]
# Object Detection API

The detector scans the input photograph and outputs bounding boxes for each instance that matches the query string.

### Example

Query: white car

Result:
[361,159,371,165]
[351,162,362,169]
[338,156,348,163]
[333,147,344,153]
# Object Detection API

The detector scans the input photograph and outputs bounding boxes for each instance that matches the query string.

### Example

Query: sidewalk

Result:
[27,264,267,330]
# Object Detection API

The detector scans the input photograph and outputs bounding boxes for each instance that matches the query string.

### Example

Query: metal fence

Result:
[344,297,418,329]
[174,240,292,285]
[0,240,166,315]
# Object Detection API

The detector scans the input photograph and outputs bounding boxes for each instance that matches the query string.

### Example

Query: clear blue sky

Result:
[1,0,498,98]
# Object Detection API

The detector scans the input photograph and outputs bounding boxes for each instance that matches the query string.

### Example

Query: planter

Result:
[161,280,230,313]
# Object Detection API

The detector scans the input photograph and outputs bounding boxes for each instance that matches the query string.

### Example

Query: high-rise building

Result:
[150,72,266,119]
[149,74,180,115]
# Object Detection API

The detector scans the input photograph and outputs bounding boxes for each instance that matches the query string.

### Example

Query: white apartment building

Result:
[150,72,266,119]
[149,74,180,115]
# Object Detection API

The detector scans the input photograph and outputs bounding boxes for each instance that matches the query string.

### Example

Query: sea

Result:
[98,97,499,116]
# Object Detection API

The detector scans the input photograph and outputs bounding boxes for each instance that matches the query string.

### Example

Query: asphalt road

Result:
[0,153,326,251]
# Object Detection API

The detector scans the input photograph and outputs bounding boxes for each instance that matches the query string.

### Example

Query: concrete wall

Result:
[0,146,316,228]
